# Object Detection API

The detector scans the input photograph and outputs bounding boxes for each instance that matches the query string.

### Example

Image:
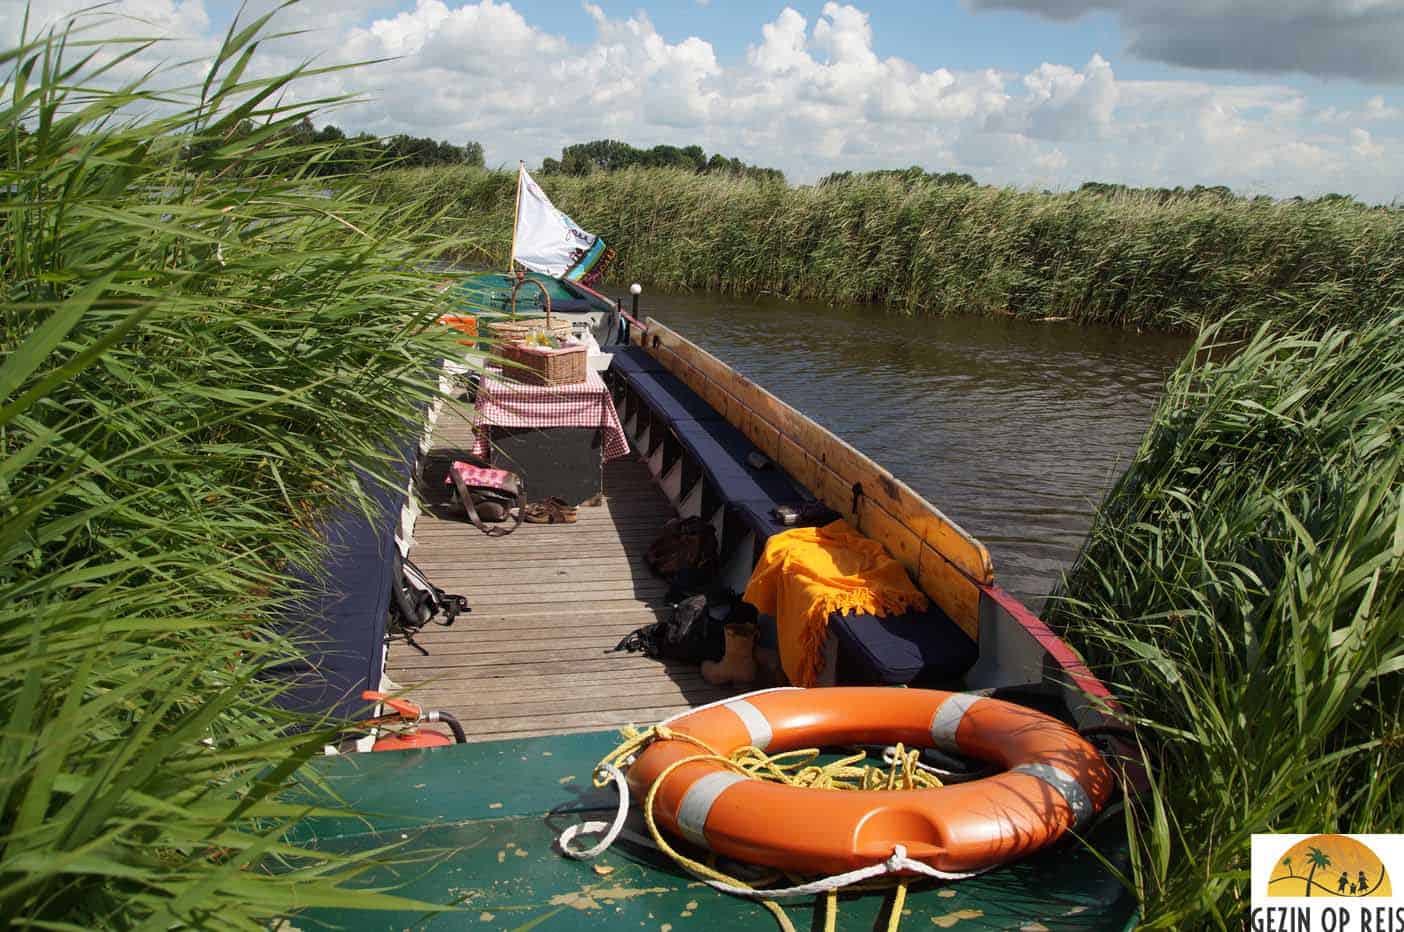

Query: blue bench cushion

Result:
[629,371,723,423]
[673,419,805,503]
[831,605,977,686]
[608,345,668,375]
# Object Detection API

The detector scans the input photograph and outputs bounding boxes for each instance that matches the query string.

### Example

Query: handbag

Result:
[445,459,525,537]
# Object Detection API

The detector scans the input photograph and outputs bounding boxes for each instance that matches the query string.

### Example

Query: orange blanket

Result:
[742,520,929,687]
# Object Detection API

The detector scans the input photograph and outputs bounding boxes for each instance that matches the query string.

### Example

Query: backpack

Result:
[644,516,718,593]
[611,590,754,663]
[445,459,525,537]
[388,550,469,656]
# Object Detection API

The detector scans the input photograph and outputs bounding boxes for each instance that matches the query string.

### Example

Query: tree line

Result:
[818,166,977,187]
[537,139,785,183]
[182,117,485,175]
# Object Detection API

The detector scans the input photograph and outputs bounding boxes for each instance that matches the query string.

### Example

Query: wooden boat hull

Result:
[294,280,1138,929]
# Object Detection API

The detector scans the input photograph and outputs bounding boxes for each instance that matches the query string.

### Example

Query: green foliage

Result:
[1048,316,1404,926]
[1079,180,1234,202]
[185,116,483,176]
[369,165,1404,334]
[818,166,976,188]
[1,14,473,928]
[538,138,784,183]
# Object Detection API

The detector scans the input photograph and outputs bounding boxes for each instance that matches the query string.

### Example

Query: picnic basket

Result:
[502,339,587,386]
[485,278,572,342]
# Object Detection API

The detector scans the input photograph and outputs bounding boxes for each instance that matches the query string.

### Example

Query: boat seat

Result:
[830,605,978,686]
[628,370,724,423]
[673,419,806,503]
[607,345,668,376]
[616,359,815,542]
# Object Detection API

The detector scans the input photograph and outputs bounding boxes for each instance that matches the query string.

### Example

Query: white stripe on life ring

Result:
[929,693,982,752]
[726,700,773,751]
[1010,763,1094,828]
[676,771,749,847]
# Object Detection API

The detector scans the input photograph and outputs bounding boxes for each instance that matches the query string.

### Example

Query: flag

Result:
[511,163,614,282]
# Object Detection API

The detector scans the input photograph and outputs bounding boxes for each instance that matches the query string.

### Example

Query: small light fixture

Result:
[629,283,642,295]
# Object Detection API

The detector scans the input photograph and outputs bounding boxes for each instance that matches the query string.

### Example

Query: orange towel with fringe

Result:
[742,519,929,688]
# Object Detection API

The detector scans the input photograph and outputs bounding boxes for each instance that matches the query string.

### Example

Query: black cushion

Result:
[629,371,723,423]
[831,605,977,686]
[608,345,668,375]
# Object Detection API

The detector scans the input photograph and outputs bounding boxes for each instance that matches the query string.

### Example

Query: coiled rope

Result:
[558,695,986,932]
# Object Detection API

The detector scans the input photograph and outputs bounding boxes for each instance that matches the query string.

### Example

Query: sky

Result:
[7,0,1404,202]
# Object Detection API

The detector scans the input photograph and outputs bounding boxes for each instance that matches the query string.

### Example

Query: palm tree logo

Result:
[1266,835,1392,898]
[1303,847,1332,897]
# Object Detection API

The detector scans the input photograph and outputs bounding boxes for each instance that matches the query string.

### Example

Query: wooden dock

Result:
[386,403,737,742]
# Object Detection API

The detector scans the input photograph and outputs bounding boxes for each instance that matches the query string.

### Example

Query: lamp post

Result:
[630,282,641,319]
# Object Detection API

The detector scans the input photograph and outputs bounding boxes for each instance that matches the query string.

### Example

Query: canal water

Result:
[628,290,1193,611]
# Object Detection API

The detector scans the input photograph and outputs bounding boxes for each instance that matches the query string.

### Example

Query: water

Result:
[627,290,1193,611]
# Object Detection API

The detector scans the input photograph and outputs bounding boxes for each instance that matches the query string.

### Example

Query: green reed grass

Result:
[374,165,1404,333]
[1047,316,1403,927]
[0,13,476,927]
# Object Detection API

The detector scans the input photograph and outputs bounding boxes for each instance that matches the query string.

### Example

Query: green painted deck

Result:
[389,402,737,742]
[298,731,1138,930]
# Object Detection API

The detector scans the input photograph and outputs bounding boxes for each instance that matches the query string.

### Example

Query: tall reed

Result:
[1,14,471,927]
[1047,316,1403,926]
[374,165,1404,333]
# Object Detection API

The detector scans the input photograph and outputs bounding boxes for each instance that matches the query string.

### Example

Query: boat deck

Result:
[386,402,737,742]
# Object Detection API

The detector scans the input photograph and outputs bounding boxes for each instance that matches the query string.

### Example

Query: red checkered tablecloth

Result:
[472,369,630,461]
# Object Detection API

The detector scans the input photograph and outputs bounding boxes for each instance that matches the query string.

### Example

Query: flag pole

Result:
[508,160,524,277]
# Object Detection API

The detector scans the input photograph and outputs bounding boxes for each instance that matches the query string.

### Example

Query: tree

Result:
[1304,846,1332,896]
[541,139,783,182]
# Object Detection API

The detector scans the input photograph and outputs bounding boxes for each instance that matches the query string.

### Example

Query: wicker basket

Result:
[485,278,572,342]
[502,340,587,386]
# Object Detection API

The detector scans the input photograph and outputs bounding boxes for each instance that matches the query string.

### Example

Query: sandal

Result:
[522,498,579,524]
[546,496,579,524]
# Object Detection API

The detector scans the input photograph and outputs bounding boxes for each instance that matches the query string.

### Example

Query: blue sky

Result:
[14,0,1404,200]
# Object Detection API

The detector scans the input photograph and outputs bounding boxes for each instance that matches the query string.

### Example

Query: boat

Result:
[284,272,1142,930]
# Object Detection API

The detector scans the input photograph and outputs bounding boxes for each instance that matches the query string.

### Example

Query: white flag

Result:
[511,163,609,281]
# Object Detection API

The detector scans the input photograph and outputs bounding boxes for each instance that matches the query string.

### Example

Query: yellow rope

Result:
[887,879,910,932]
[595,727,943,932]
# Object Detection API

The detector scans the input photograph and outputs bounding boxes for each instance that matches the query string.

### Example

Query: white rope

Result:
[558,763,630,860]
[557,688,800,858]
[560,765,985,894]
[687,845,986,901]
[878,744,982,779]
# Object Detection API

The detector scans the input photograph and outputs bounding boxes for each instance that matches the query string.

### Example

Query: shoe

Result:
[546,496,578,523]
[701,622,757,686]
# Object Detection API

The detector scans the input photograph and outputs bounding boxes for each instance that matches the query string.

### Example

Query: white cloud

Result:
[1351,127,1385,159]
[4,0,1402,203]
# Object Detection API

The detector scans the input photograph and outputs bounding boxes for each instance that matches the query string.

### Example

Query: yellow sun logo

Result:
[1268,835,1392,898]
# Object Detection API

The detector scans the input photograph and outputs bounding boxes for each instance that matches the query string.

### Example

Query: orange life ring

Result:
[627,687,1116,876]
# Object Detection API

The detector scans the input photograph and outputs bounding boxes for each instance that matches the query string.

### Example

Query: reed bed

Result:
[0,16,472,927]
[1047,316,1403,926]
[374,165,1404,333]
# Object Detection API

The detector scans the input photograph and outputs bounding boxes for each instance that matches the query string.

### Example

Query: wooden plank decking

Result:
[385,403,737,742]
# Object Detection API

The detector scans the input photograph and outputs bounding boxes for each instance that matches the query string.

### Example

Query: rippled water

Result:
[628,290,1192,611]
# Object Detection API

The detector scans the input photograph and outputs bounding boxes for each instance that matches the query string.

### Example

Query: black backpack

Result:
[612,590,753,663]
[388,551,469,656]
